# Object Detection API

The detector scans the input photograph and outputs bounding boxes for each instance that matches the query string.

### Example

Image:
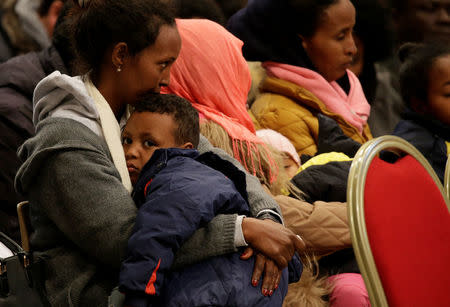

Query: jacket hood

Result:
[133,148,250,206]
[134,148,199,191]
[33,71,101,134]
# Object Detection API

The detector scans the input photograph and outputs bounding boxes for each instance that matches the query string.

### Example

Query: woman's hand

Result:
[241,247,282,296]
[242,218,305,268]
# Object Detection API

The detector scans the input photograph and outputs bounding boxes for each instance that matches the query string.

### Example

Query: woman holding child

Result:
[14,0,304,306]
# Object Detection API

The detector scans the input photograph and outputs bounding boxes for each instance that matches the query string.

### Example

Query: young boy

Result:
[118,94,302,307]
[394,42,450,183]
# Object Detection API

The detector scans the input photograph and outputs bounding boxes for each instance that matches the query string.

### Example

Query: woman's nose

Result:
[159,69,171,88]
[346,35,358,57]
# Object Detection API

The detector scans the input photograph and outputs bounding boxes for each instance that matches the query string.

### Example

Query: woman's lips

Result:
[342,61,353,69]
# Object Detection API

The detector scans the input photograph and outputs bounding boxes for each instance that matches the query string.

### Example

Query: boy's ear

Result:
[181,142,194,149]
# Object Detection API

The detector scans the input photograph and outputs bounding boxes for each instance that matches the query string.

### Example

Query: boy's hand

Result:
[240,247,281,296]
[242,218,305,268]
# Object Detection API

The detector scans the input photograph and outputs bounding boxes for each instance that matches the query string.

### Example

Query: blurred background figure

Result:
[215,0,248,21]
[0,1,73,242]
[369,0,450,136]
[349,0,393,104]
[393,42,450,183]
[168,0,226,25]
[392,0,450,45]
[0,0,64,62]
[163,0,247,25]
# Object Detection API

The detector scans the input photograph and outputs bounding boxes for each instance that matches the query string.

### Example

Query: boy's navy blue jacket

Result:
[119,148,302,307]
[394,108,450,183]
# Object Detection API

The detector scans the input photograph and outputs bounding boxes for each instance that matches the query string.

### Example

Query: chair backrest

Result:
[16,201,31,253]
[445,156,450,199]
[348,136,450,307]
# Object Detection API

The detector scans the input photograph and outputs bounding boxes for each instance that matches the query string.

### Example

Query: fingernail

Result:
[252,279,258,287]
[274,284,279,289]
[269,290,273,296]
[262,289,268,296]
[241,251,247,257]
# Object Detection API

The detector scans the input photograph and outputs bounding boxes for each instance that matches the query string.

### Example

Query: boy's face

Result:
[427,54,450,126]
[122,111,191,185]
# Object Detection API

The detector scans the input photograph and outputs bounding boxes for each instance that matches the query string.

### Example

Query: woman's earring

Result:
[117,66,122,72]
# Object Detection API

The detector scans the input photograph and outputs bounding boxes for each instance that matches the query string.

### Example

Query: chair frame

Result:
[347,135,450,307]
[17,201,31,253]
[445,156,450,199]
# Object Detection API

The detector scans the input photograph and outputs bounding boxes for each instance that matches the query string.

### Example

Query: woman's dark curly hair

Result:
[70,0,175,74]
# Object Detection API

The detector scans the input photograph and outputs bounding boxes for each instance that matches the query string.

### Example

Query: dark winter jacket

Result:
[120,148,302,307]
[292,161,352,203]
[0,46,66,242]
[292,114,359,203]
[394,108,450,183]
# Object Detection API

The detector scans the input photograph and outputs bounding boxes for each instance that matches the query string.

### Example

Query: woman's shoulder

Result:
[33,71,102,135]
[252,77,325,118]
[29,117,108,155]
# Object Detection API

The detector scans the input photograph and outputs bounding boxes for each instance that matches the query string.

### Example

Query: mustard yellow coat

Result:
[251,77,372,156]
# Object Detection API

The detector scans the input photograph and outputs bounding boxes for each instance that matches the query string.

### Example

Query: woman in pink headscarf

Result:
[162,18,280,186]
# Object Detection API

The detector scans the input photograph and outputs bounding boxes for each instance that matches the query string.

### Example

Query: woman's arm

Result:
[173,135,304,270]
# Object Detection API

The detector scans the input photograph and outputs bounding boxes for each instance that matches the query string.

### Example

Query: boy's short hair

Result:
[399,42,450,107]
[133,94,200,148]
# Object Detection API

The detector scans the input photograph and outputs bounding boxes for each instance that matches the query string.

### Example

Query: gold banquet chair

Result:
[445,155,450,199]
[17,201,31,253]
[347,136,450,307]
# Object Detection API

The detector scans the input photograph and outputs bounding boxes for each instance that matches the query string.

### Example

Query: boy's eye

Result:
[144,140,156,147]
[122,137,132,145]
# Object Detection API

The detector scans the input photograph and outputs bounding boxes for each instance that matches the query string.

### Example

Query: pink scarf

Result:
[162,19,276,180]
[263,62,370,134]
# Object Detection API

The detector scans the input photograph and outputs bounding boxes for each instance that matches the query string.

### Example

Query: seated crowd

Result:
[0,0,448,306]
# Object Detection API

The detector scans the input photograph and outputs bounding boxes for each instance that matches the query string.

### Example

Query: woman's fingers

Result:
[250,253,281,296]
[251,253,265,287]
[240,246,254,260]
[261,258,280,296]
[274,269,281,290]
[242,218,306,268]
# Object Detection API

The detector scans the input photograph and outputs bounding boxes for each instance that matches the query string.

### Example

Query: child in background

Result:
[394,42,450,183]
[256,129,301,179]
[119,93,302,307]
